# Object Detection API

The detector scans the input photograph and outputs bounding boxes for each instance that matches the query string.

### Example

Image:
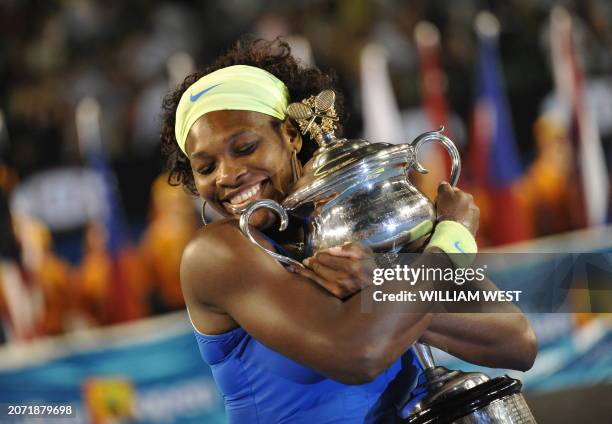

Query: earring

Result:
[291,150,302,182]
[200,201,208,226]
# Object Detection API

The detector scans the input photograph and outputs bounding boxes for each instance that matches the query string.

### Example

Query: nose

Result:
[216,158,247,187]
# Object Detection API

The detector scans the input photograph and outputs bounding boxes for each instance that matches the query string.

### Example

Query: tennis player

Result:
[160,39,537,423]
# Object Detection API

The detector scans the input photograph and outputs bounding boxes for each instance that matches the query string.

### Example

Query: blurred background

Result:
[0,0,610,423]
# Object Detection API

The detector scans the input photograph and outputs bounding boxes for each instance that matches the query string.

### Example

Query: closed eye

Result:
[197,162,215,175]
[234,140,258,156]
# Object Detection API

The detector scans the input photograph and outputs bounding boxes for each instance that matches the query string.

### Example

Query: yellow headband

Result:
[175,65,289,155]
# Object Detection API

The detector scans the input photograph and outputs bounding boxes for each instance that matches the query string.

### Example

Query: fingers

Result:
[433,181,481,236]
[438,181,468,198]
[292,265,325,285]
[470,202,480,236]
[436,181,455,208]
[304,256,351,284]
[299,241,375,298]
[310,242,374,277]
[293,262,357,299]
[437,182,474,206]
[292,266,336,293]
[326,241,372,258]
[438,181,453,195]
[315,252,364,277]
[327,245,360,258]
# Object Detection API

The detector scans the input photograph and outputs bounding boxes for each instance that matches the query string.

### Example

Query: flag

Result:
[467,12,533,245]
[550,6,609,227]
[360,42,444,199]
[414,20,455,198]
[360,43,405,144]
[76,97,137,323]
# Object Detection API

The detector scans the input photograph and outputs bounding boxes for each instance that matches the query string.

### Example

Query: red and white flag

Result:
[550,6,609,227]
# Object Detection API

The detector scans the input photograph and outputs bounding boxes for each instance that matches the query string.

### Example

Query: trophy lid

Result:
[283,90,414,209]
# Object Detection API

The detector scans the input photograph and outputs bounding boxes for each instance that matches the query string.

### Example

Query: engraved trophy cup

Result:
[239,90,536,423]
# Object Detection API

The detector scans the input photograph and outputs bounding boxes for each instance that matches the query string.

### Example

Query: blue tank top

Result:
[193,326,424,423]
[193,235,425,422]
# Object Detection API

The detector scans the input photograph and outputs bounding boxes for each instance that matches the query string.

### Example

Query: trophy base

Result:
[404,370,536,424]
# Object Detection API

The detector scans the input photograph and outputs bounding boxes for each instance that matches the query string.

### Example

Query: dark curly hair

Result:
[160,38,345,195]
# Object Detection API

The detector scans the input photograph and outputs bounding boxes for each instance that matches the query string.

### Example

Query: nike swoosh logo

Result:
[190,83,223,102]
[454,241,465,253]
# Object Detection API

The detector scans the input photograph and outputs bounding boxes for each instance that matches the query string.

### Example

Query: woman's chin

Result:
[216,202,276,230]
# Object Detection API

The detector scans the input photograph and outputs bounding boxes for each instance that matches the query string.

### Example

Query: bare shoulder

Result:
[182,219,246,270]
[181,219,243,300]
[180,219,255,334]
[180,219,279,307]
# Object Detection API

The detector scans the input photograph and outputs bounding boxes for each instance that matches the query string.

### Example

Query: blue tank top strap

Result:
[193,326,247,365]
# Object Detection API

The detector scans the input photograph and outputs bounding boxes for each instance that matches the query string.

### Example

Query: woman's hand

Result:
[293,242,377,300]
[435,182,480,236]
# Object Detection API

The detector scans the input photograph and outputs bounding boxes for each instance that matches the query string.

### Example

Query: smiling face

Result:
[185,110,302,229]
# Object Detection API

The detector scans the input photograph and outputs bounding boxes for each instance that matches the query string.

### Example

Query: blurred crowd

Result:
[1,0,611,342]
[0,174,197,342]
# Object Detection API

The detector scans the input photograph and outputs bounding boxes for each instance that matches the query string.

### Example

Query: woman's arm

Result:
[418,267,537,371]
[181,220,446,385]
[421,312,537,371]
[299,184,537,371]
[298,245,538,371]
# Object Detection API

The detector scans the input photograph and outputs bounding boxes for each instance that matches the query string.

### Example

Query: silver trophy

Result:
[239,90,536,423]
[240,90,460,267]
[407,343,536,423]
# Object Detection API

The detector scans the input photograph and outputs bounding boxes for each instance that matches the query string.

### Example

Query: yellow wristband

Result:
[426,220,477,268]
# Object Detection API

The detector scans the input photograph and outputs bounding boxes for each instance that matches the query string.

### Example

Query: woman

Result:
[160,39,537,423]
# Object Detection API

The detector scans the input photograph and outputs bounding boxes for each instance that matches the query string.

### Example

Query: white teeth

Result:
[229,183,262,205]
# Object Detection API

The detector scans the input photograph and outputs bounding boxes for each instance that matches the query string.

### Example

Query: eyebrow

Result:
[189,130,253,160]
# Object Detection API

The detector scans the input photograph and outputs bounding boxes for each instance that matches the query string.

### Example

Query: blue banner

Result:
[0,315,226,423]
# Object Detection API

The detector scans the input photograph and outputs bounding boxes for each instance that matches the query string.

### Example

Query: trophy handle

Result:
[410,126,461,187]
[239,199,306,270]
